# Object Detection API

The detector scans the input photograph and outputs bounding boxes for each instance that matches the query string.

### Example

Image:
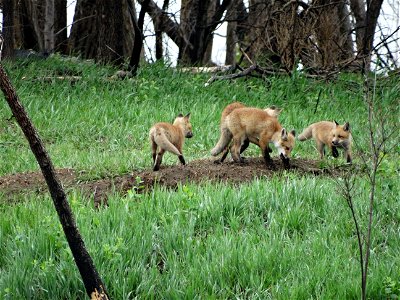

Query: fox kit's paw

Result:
[280,154,291,169]
[240,157,249,164]
[178,155,186,165]
[153,165,160,171]
[213,159,222,164]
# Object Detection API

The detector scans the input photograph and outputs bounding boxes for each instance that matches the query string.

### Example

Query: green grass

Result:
[0,56,399,299]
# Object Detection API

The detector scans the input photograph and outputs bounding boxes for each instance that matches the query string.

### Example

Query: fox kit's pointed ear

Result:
[343,122,350,131]
[177,113,184,118]
[334,120,339,126]
[281,128,288,141]
[185,113,191,120]
[290,129,296,137]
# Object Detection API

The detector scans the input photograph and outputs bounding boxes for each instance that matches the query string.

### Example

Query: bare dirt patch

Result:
[0,157,341,206]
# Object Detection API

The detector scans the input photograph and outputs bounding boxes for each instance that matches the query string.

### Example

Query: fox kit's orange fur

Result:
[298,121,352,163]
[213,107,295,168]
[149,113,193,171]
[211,102,282,164]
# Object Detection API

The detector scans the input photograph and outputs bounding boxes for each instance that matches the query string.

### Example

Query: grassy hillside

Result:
[0,56,399,299]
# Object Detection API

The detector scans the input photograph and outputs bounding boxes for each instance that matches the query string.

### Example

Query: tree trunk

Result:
[225,3,237,66]
[338,2,354,61]
[54,0,68,53]
[96,0,125,65]
[44,0,55,54]
[129,0,147,74]
[24,0,44,50]
[349,0,366,54]
[9,0,66,54]
[247,0,281,66]
[179,0,232,66]
[69,0,134,65]
[68,0,98,58]
[0,64,109,300]
[2,0,15,59]
[312,0,349,69]
[203,0,218,65]
[225,0,247,65]
[361,0,384,71]
[17,0,40,50]
[155,0,170,61]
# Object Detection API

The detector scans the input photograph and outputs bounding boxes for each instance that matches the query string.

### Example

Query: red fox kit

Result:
[298,121,352,163]
[211,102,282,164]
[149,113,193,171]
[213,107,295,168]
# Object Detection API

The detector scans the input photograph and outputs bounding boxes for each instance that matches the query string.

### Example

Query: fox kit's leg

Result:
[214,146,230,164]
[153,149,165,171]
[259,135,273,166]
[239,139,250,154]
[316,140,325,159]
[178,155,186,165]
[151,140,158,163]
[175,144,186,166]
[231,135,246,163]
[345,149,352,164]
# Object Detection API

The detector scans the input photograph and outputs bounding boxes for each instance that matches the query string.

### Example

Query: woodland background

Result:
[0,0,399,74]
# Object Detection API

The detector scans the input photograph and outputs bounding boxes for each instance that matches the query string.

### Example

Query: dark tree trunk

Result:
[16,0,39,50]
[349,0,366,54]
[96,0,125,65]
[155,0,170,61]
[155,23,163,61]
[44,0,55,54]
[361,0,384,71]
[69,0,133,65]
[179,0,232,65]
[225,0,247,65]
[247,0,281,66]
[2,0,15,59]
[338,1,354,61]
[54,0,68,53]
[129,0,147,74]
[0,64,109,300]
[312,0,351,69]
[203,0,218,65]
[68,0,98,58]
[225,4,237,66]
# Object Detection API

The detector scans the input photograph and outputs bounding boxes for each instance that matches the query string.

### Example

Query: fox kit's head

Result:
[174,113,193,138]
[276,128,296,159]
[332,121,351,149]
[263,105,282,118]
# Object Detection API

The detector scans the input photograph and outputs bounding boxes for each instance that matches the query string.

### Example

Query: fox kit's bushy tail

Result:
[298,125,313,141]
[150,127,181,156]
[211,128,232,156]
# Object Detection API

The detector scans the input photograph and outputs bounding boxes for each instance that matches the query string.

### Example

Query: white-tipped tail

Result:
[210,128,233,156]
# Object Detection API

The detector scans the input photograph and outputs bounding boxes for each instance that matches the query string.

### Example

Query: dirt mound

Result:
[0,158,338,206]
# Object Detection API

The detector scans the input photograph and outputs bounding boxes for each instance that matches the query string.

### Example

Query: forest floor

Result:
[0,157,346,207]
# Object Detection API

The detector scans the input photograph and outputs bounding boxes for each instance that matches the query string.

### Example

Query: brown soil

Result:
[0,157,340,207]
